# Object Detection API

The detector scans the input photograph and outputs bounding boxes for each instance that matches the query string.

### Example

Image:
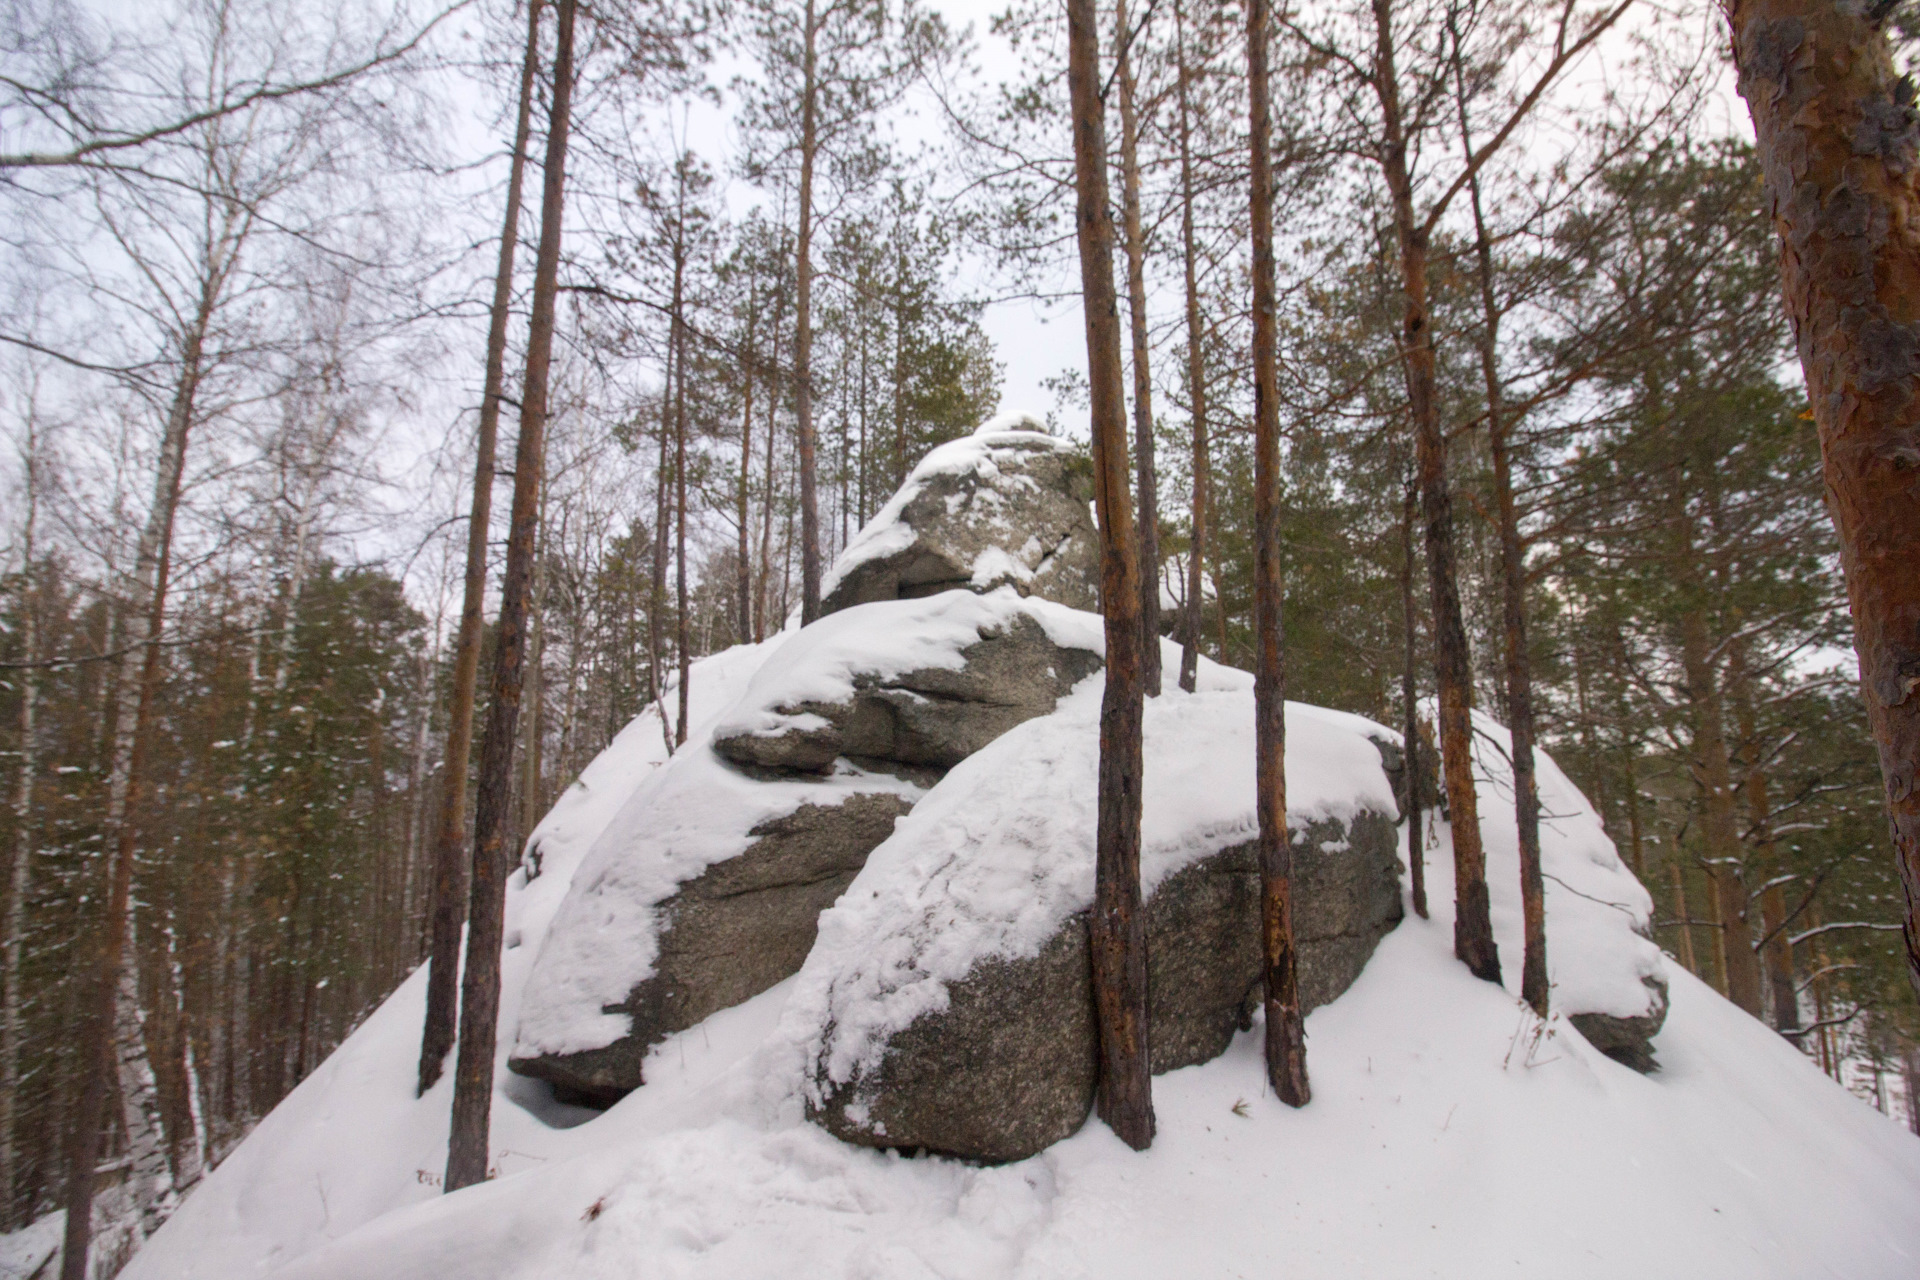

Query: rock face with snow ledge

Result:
[781,681,1409,1162]
[510,589,1104,1103]
[819,412,1100,618]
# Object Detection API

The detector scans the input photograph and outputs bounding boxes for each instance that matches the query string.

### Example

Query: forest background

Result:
[2,0,1916,1262]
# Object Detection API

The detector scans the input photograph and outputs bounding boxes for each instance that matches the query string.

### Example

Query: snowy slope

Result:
[123,645,1920,1279]
[119,640,782,1280]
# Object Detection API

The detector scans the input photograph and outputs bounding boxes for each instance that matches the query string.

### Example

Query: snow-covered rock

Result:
[118,629,1920,1280]
[818,412,1100,617]
[788,680,1405,1161]
[713,590,1103,777]
[511,590,1104,1101]
[1459,708,1670,1068]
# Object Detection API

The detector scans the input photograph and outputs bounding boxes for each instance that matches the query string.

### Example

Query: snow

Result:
[519,590,1101,1060]
[817,413,1077,605]
[711,588,1104,744]
[0,1210,62,1280]
[1460,708,1668,1022]
[784,676,1400,1097]
[121,640,1920,1280]
[118,640,782,1280]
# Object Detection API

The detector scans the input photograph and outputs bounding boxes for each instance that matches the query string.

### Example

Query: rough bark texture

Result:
[1248,0,1309,1108]
[1116,0,1162,698]
[1399,471,1428,919]
[1728,0,1920,1003]
[418,0,544,1097]
[809,810,1401,1162]
[1175,0,1209,696]
[1679,606,1764,1017]
[1456,92,1546,1014]
[1,446,36,1223]
[62,284,208,1280]
[1370,0,1500,985]
[444,0,574,1192]
[737,291,757,644]
[1066,0,1154,1150]
[796,0,823,625]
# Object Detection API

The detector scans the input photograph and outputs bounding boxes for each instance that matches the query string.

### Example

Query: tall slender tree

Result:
[1066,0,1153,1150]
[445,0,577,1192]
[1173,0,1210,696]
[1115,0,1162,696]
[418,0,545,1098]
[1248,0,1309,1107]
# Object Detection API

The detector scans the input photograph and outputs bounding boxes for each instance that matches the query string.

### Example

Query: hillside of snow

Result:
[118,635,1920,1280]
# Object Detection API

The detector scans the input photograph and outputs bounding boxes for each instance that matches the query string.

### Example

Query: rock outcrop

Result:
[820,415,1101,618]
[713,611,1103,778]
[808,809,1403,1161]
[510,592,1104,1104]
[784,689,1410,1163]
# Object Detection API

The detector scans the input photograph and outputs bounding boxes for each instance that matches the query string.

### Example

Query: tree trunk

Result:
[418,0,543,1097]
[1248,0,1309,1107]
[1666,856,1698,976]
[1,426,38,1228]
[1399,466,1427,920]
[1066,0,1153,1149]
[1453,73,1544,1014]
[1173,0,1208,696]
[795,0,823,625]
[1678,606,1763,1018]
[1728,0,1920,1004]
[62,344,203,1280]
[1731,641,1799,1032]
[1116,0,1162,698]
[737,290,757,644]
[674,263,692,746]
[444,0,575,1192]
[650,242,682,707]
[1370,0,1499,985]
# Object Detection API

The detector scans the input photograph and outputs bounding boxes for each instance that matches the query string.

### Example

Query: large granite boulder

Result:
[820,414,1101,618]
[782,687,1409,1163]
[810,812,1402,1161]
[511,592,1104,1103]
[714,610,1102,778]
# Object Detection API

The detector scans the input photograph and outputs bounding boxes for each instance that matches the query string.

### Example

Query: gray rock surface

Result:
[713,613,1103,778]
[513,793,915,1104]
[821,431,1101,617]
[810,807,1403,1160]
[1570,974,1669,1073]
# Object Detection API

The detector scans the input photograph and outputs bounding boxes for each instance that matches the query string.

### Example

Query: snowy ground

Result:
[117,635,1920,1280]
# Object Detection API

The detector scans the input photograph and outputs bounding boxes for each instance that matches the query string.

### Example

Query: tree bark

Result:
[1116,0,1162,697]
[1678,604,1763,1017]
[1066,0,1153,1150]
[1369,0,1499,985]
[737,288,757,644]
[1667,856,1699,977]
[418,0,544,1097]
[795,0,823,625]
[674,250,692,746]
[1453,64,1544,1015]
[1,423,38,1228]
[444,0,575,1192]
[1728,0,1920,1004]
[62,293,205,1280]
[1399,466,1427,920]
[1248,0,1309,1107]
[1173,0,1208,696]
[1731,641,1799,1032]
